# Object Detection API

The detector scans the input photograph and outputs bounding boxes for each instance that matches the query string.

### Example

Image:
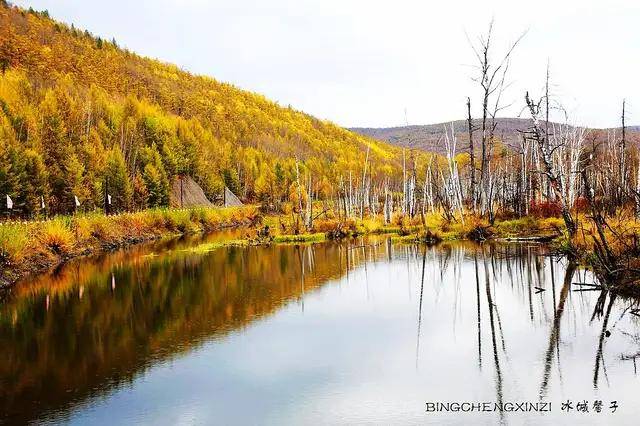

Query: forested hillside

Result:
[0,3,404,216]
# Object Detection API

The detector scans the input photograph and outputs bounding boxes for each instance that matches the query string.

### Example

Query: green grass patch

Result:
[180,239,249,254]
[493,217,538,236]
[390,234,419,243]
[273,233,326,243]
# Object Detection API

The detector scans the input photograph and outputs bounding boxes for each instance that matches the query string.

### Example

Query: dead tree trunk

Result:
[306,173,313,229]
[619,99,626,207]
[467,97,477,212]
[294,158,305,231]
[360,145,370,220]
[467,21,524,219]
[525,92,577,237]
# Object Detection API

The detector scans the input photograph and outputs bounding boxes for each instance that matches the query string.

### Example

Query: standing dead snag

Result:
[636,160,640,218]
[467,97,477,212]
[544,61,551,201]
[383,180,392,224]
[444,123,465,223]
[402,149,407,215]
[467,20,525,219]
[294,157,305,231]
[525,92,577,237]
[360,144,370,220]
[306,173,313,229]
[619,99,627,207]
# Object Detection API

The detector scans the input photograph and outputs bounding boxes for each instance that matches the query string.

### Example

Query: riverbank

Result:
[4,205,638,291]
[0,206,260,288]
[0,207,568,288]
[258,212,640,298]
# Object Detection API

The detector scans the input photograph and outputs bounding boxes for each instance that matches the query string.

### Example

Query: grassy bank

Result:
[260,210,566,243]
[0,207,566,287]
[0,206,260,287]
[6,203,637,290]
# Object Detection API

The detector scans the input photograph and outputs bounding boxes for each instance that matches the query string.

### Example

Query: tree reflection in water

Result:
[0,237,639,424]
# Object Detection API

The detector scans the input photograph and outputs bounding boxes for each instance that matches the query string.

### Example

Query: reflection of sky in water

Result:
[47,243,640,426]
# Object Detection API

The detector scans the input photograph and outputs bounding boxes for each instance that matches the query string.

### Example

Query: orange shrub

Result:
[529,201,562,218]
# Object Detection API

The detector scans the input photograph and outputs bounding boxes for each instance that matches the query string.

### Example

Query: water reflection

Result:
[0,235,381,424]
[539,260,576,399]
[0,238,639,425]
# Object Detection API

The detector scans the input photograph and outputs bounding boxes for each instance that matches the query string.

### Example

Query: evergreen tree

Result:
[64,153,86,212]
[132,172,148,211]
[139,145,169,207]
[20,149,49,217]
[39,90,70,213]
[105,148,132,211]
[143,164,166,207]
[222,168,240,196]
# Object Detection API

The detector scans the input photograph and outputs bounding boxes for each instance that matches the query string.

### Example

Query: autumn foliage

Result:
[0,4,404,216]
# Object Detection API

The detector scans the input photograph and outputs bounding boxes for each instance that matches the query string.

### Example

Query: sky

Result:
[12,0,640,128]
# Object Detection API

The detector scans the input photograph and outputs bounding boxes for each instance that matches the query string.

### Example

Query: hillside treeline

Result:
[0,3,405,216]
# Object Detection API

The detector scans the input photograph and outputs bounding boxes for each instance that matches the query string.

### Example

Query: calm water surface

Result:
[1,234,639,425]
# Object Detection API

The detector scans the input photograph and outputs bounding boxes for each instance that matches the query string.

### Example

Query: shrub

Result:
[0,224,29,264]
[421,228,442,244]
[39,220,74,255]
[358,217,385,233]
[538,217,565,233]
[171,209,199,233]
[494,217,537,235]
[313,219,341,233]
[529,201,562,218]
[467,225,493,241]
[573,197,589,213]
[391,212,409,227]
[120,212,153,237]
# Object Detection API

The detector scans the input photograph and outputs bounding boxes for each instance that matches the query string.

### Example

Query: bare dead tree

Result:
[467,97,477,212]
[360,144,370,220]
[294,157,306,231]
[444,123,465,223]
[467,20,526,220]
[525,92,577,237]
[619,99,627,207]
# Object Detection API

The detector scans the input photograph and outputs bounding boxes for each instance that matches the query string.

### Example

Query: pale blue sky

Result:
[12,0,640,128]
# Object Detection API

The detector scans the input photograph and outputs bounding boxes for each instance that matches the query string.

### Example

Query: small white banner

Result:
[6,195,13,209]
[74,195,81,207]
[107,194,112,205]
[41,196,45,209]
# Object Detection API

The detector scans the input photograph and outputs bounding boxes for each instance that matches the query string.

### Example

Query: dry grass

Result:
[0,206,259,285]
[38,219,75,256]
[0,223,29,264]
[7,203,640,289]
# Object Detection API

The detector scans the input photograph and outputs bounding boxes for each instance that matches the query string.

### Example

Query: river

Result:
[0,234,638,425]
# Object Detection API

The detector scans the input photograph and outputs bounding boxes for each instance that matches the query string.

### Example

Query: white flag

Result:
[107,194,112,205]
[74,195,80,207]
[41,196,45,209]
[6,195,13,209]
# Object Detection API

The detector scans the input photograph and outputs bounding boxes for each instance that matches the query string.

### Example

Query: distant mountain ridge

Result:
[351,118,640,154]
